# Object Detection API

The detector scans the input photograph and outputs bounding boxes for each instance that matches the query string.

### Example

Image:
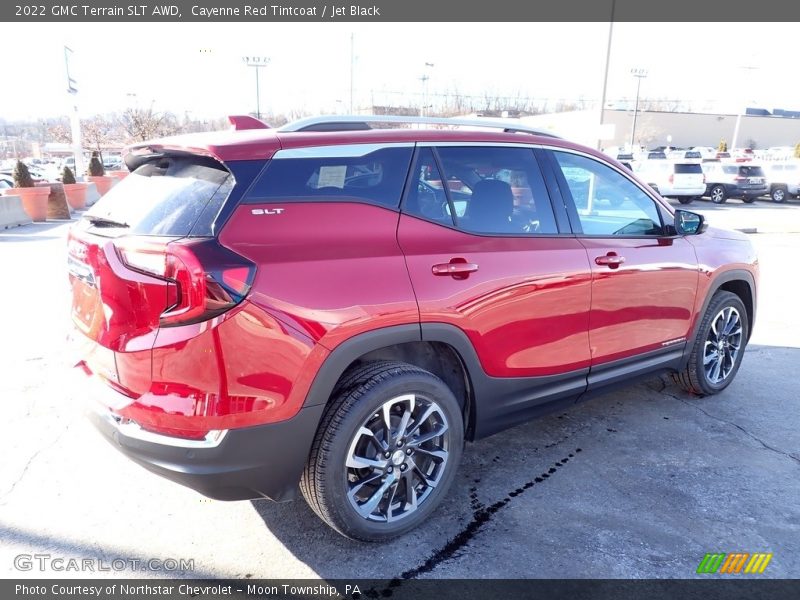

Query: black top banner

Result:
[3,0,800,22]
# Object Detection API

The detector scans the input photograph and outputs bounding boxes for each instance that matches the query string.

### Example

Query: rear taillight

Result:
[669,174,674,184]
[115,238,255,327]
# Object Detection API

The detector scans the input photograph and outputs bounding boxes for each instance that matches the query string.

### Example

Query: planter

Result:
[3,186,50,222]
[87,175,114,196]
[63,182,89,210]
[108,170,129,182]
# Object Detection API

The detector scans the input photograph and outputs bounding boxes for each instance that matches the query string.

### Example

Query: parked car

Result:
[669,150,702,160]
[702,162,768,203]
[646,150,667,159]
[634,160,705,204]
[68,114,758,541]
[763,161,800,203]
[0,175,12,190]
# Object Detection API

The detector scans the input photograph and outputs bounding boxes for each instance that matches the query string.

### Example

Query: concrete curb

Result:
[0,195,32,229]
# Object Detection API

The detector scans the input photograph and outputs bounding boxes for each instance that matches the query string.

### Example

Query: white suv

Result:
[763,162,800,203]
[634,160,705,204]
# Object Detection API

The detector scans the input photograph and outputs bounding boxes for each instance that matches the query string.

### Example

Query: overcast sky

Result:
[1,22,796,122]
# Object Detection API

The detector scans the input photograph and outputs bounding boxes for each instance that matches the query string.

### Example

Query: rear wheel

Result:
[301,361,463,541]
[709,185,727,204]
[673,291,748,395]
[771,186,787,203]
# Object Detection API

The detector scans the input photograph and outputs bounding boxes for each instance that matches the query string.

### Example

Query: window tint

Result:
[723,166,738,175]
[404,148,455,226]
[552,151,664,237]
[84,156,232,236]
[675,163,703,174]
[432,146,558,235]
[245,146,413,208]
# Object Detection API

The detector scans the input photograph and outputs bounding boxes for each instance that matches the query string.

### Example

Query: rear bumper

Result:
[725,183,769,198]
[85,372,325,501]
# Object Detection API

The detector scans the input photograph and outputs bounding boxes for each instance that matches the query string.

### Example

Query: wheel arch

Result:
[302,324,478,439]
[683,269,756,368]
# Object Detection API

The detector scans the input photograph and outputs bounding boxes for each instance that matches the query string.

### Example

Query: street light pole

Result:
[64,45,85,176]
[629,67,648,152]
[731,65,758,151]
[242,56,269,120]
[419,62,434,117]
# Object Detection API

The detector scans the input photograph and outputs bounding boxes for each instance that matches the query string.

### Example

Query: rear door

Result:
[545,149,699,378]
[398,144,592,383]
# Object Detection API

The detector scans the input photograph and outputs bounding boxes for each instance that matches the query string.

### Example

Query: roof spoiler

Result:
[228,115,270,130]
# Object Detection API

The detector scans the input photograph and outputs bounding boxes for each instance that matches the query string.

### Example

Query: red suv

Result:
[68,115,758,541]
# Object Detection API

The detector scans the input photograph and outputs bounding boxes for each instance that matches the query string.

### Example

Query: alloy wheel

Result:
[345,394,450,523]
[703,306,743,384]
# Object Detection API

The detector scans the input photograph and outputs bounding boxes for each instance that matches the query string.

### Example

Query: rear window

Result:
[84,156,232,236]
[684,151,702,159]
[739,166,765,177]
[674,163,703,174]
[245,146,413,208]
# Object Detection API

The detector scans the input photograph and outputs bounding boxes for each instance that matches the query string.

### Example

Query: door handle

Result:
[594,253,625,269]
[432,259,479,277]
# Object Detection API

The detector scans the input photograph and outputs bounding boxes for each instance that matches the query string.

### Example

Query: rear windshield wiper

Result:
[85,215,130,228]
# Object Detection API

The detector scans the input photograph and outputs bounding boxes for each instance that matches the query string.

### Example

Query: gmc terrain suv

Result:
[68,115,758,541]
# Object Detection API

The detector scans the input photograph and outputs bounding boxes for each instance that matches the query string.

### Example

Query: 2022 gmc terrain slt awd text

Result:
[68,115,758,541]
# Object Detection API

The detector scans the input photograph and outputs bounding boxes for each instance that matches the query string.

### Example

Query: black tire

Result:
[673,291,749,396]
[742,196,757,204]
[678,196,694,204]
[709,185,727,204]
[771,186,787,203]
[301,361,464,541]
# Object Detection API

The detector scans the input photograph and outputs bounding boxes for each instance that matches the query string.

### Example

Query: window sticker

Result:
[316,165,347,189]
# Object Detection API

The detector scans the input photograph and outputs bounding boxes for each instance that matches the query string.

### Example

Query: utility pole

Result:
[597,0,616,150]
[242,56,269,120]
[629,67,648,152]
[64,46,84,176]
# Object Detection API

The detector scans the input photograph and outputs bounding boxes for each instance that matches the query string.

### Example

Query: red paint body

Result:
[70,125,759,444]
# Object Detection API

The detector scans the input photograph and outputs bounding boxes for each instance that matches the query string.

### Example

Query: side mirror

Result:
[674,209,707,235]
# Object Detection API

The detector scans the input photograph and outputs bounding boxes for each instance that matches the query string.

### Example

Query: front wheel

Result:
[673,291,749,395]
[301,361,464,541]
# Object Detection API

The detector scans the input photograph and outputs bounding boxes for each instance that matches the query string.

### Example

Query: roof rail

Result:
[277,115,561,138]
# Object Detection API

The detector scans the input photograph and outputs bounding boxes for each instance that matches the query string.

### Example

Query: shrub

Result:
[87,152,105,176]
[718,139,728,152]
[794,142,800,159]
[61,166,77,185]
[12,161,35,188]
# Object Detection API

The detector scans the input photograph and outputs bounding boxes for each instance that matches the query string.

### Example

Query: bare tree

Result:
[120,105,178,142]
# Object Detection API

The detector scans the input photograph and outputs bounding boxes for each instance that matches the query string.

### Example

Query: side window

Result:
[432,146,558,235]
[552,151,664,237]
[245,146,413,208]
[404,148,455,226]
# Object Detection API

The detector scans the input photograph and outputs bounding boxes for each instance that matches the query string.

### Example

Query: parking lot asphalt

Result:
[0,199,798,580]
